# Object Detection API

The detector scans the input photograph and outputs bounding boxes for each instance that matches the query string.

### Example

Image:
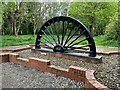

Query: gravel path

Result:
[1,62,84,88]
[17,50,119,89]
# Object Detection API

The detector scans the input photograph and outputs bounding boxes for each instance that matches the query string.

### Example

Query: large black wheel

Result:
[35,16,96,57]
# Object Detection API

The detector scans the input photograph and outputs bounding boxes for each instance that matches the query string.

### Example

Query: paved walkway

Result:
[96,46,118,53]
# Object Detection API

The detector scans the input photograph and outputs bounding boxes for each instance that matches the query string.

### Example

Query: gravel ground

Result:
[17,49,119,89]
[1,62,84,88]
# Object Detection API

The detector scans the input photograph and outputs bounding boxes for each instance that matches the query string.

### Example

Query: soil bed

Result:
[17,49,119,89]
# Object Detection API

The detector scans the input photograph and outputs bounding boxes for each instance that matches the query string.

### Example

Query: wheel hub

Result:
[53,45,64,53]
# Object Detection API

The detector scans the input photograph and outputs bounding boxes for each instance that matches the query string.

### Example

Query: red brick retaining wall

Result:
[0,53,110,90]
[0,53,9,63]
[32,50,102,64]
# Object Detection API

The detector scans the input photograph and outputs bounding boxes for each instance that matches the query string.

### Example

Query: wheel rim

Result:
[35,16,96,57]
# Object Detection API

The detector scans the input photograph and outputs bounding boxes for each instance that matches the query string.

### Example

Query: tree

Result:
[105,13,118,40]
[26,2,42,36]
[2,1,28,36]
[2,2,16,35]
[1,1,71,36]
[0,2,3,35]
[68,2,118,36]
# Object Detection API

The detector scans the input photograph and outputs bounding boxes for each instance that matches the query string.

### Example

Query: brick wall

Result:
[0,53,9,63]
[0,53,110,90]
[31,50,102,64]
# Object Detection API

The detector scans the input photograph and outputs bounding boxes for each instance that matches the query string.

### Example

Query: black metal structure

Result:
[35,16,96,57]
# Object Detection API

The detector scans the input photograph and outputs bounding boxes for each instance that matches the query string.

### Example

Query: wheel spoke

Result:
[66,30,86,48]
[42,36,54,46]
[64,26,80,46]
[53,21,60,44]
[41,30,53,43]
[41,30,55,46]
[58,21,61,44]
[61,21,65,45]
[62,21,69,45]
[48,22,57,44]
[68,36,90,48]
[44,27,54,43]
[63,22,75,46]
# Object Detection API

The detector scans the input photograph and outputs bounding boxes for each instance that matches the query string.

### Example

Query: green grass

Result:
[0,35,36,47]
[93,35,118,47]
[0,35,118,47]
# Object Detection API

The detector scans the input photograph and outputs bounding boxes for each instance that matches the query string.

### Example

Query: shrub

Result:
[105,16,118,40]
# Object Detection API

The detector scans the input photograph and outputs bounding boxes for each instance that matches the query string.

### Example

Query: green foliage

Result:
[69,2,118,36]
[0,2,3,23]
[105,15,118,40]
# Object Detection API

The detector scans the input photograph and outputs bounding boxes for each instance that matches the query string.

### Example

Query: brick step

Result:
[17,57,29,62]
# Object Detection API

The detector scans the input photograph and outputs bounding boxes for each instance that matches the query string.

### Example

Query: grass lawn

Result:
[93,35,118,47]
[0,35,118,47]
[0,35,36,47]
